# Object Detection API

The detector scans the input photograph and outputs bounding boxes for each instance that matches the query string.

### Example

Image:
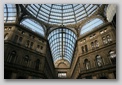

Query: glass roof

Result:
[20,18,45,36]
[80,18,103,35]
[48,28,77,65]
[23,4,101,25]
[4,4,16,23]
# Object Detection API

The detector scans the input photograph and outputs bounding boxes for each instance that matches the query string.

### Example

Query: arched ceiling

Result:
[48,27,77,67]
[55,59,70,68]
[23,4,101,26]
[4,4,17,23]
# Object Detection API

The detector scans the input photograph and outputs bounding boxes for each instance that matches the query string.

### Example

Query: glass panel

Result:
[23,4,101,25]
[80,18,104,35]
[20,19,44,36]
[96,55,102,67]
[4,4,16,23]
[48,28,77,65]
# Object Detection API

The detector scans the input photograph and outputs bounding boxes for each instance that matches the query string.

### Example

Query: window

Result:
[91,40,99,49]
[35,59,40,70]
[84,59,90,70]
[100,28,107,34]
[5,27,7,30]
[83,39,86,42]
[80,18,103,35]
[81,46,85,53]
[93,34,96,38]
[102,37,107,44]
[20,18,45,36]
[89,34,96,39]
[30,42,33,49]
[89,36,92,39]
[7,51,16,63]
[26,40,30,47]
[23,55,29,66]
[40,46,43,50]
[58,72,67,78]
[81,45,88,53]
[95,40,99,48]
[21,31,25,34]
[100,31,104,34]
[107,35,112,42]
[85,45,88,52]
[104,28,107,32]
[96,55,103,67]
[102,35,112,45]
[36,45,40,52]
[109,51,116,64]
[18,37,23,44]
[8,27,12,30]
[14,35,18,42]
[91,42,94,49]
[4,4,17,23]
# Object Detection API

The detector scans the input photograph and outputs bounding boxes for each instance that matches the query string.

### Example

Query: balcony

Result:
[80,64,116,75]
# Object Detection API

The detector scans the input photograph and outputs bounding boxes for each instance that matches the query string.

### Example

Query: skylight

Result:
[4,4,16,23]
[23,4,101,25]
[48,28,77,66]
[20,19,45,36]
[80,18,104,35]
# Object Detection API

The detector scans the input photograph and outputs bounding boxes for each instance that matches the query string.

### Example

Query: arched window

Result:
[4,4,17,23]
[81,46,85,54]
[20,19,45,36]
[26,40,30,47]
[35,59,40,70]
[95,40,99,48]
[96,55,103,67]
[36,45,40,52]
[30,42,33,49]
[85,45,88,52]
[102,37,107,44]
[84,59,90,70]
[91,42,94,49]
[18,37,23,44]
[109,51,116,64]
[4,33,9,40]
[106,35,112,43]
[14,35,18,42]
[7,51,16,63]
[80,18,103,35]
[23,55,29,66]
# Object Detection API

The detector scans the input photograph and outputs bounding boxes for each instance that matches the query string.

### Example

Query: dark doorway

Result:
[99,77,108,79]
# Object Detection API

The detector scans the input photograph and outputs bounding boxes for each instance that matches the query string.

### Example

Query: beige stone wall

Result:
[4,25,54,79]
[71,23,116,79]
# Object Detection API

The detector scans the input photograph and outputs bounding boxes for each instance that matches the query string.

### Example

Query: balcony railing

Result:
[80,64,116,74]
[4,40,45,56]
[4,62,43,74]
